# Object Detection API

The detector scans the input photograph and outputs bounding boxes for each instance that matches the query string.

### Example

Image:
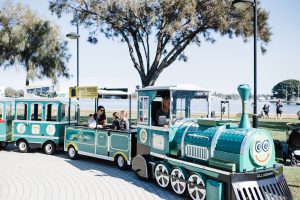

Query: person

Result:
[276,100,284,119]
[297,110,300,120]
[120,110,129,130]
[221,106,226,115]
[155,96,170,126]
[262,104,270,118]
[96,105,107,127]
[87,114,96,128]
[111,112,120,130]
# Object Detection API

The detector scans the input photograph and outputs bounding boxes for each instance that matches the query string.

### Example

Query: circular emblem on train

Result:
[78,131,84,143]
[46,125,56,136]
[17,123,26,134]
[250,133,272,166]
[139,129,148,144]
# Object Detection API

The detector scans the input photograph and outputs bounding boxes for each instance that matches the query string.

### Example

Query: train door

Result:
[45,103,60,141]
[28,103,45,143]
[5,102,13,141]
[96,129,109,155]
[14,102,29,137]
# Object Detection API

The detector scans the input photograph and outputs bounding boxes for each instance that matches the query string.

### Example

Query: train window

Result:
[70,103,77,121]
[30,103,43,121]
[172,91,208,119]
[6,103,12,120]
[0,104,3,120]
[138,96,148,124]
[61,103,77,121]
[46,104,58,122]
[61,104,68,121]
[16,103,28,120]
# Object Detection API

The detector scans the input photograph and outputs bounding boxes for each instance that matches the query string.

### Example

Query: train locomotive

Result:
[132,84,292,200]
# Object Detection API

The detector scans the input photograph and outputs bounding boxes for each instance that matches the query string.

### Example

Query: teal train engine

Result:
[132,84,292,200]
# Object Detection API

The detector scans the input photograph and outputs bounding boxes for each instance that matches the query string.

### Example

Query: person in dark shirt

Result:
[263,104,270,118]
[112,112,120,130]
[276,100,284,119]
[96,105,107,127]
[155,96,170,126]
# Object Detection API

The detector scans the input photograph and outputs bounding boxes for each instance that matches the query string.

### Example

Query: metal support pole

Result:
[252,0,258,128]
[76,23,80,123]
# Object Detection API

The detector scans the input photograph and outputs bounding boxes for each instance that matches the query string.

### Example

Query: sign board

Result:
[69,86,98,99]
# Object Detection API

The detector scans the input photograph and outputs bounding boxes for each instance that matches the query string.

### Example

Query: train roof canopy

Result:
[98,89,130,96]
[136,84,211,92]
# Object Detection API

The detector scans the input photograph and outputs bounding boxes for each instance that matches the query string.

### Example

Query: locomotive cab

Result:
[135,84,216,157]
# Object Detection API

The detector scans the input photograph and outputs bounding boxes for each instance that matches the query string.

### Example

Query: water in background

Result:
[79,99,300,115]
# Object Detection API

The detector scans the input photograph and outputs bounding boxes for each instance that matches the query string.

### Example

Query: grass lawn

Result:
[256,118,300,199]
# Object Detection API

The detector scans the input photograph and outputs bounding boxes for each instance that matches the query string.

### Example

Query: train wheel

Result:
[18,140,29,153]
[115,155,128,170]
[44,142,56,155]
[67,145,78,160]
[170,167,187,194]
[187,173,206,200]
[154,163,170,188]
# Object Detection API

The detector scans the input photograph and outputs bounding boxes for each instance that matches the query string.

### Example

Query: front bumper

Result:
[231,164,293,200]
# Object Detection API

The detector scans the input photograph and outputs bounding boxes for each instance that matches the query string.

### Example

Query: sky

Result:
[0,0,299,94]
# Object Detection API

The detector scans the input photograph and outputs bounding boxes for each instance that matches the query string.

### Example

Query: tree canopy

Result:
[272,79,300,100]
[0,0,70,86]
[49,0,271,87]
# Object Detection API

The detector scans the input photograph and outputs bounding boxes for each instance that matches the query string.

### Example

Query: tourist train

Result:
[0,84,293,200]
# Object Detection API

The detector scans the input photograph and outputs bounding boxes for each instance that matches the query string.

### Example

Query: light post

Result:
[66,24,80,122]
[232,0,258,128]
[66,24,80,88]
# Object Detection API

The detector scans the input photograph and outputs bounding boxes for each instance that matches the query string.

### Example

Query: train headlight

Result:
[250,133,272,166]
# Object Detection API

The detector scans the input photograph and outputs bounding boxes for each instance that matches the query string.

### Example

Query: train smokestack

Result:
[238,84,251,128]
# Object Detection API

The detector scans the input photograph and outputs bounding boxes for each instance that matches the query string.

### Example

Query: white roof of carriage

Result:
[137,84,211,92]
[98,89,131,96]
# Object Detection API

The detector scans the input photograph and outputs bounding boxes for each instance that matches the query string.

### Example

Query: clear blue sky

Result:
[1,0,299,94]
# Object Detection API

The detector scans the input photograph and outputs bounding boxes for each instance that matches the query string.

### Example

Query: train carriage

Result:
[132,84,293,200]
[64,88,137,169]
[0,98,78,154]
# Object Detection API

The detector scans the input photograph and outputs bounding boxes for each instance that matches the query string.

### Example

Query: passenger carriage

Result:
[0,98,78,154]
[64,87,137,169]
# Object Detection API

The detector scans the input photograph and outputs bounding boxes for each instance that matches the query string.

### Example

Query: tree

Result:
[272,79,300,100]
[0,0,70,86]
[49,0,271,87]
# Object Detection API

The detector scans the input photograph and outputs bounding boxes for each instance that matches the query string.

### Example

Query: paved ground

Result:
[0,146,185,200]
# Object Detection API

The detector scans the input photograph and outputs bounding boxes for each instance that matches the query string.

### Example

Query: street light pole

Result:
[66,24,80,122]
[232,0,258,128]
[76,23,79,88]
[253,0,258,128]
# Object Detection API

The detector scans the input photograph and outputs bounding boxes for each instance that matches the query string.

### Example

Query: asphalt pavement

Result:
[0,146,185,200]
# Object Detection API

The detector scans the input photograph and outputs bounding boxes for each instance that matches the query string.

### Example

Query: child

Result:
[120,110,129,130]
[112,112,120,130]
[88,114,96,128]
